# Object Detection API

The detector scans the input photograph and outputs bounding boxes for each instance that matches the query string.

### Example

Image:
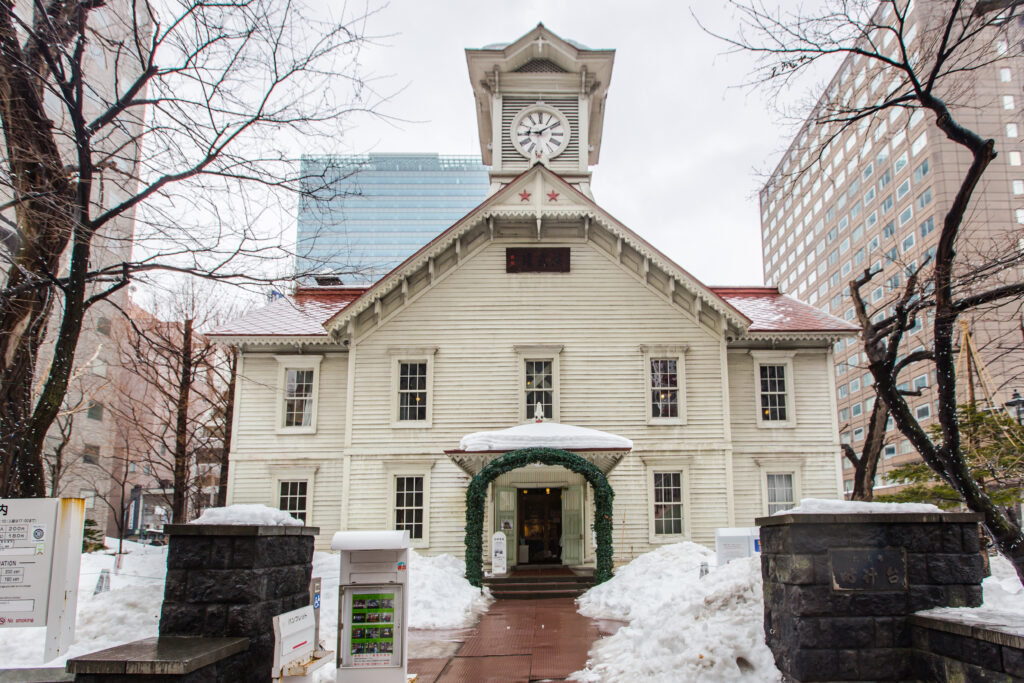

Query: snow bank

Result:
[576,542,715,622]
[190,503,303,526]
[459,421,633,451]
[781,498,942,515]
[572,550,779,682]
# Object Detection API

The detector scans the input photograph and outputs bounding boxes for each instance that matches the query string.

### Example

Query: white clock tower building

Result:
[466,24,615,197]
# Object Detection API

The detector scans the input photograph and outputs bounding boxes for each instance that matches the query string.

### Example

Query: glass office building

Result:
[297,154,490,283]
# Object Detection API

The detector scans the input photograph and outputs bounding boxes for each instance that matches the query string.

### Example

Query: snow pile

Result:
[572,550,778,682]
[782,498,942,515]
[577,542,715,621]
[982,553,1024,611]
[190,503,303,526]
[459,421,633,452]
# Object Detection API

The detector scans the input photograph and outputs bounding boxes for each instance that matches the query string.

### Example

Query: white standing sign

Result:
[0,498,85,661]
[491,531,507,576]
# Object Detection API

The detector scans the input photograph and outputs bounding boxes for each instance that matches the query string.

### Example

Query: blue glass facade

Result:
[297,154,491,283]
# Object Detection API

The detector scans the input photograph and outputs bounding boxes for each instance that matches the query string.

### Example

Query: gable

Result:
[326,165,751,342]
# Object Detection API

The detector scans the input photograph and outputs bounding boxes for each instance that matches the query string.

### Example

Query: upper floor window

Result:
[82,444,100,465]
[760,366,788,420]
[752,351,796,428]
[275,355,323,434]
[650,359,679,419]
[525,360,554,419]
[398,362,428,421]
[87,402,104,421]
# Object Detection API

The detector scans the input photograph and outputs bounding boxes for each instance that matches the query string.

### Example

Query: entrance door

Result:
[561,485,584,565]
[494,486,517,564]
[517,488,562,564]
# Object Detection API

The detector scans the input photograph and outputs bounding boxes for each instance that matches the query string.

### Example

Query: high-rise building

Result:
[759,4,1024,493]
[296,154,490,283]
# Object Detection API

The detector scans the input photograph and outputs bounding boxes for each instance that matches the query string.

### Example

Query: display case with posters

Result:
[340,587,403,669]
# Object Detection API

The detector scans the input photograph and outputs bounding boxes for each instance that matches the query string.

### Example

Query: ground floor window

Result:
[653,472,683,535]
[395,475,424,539]
[766,473,795,515]
[279,480,309,523]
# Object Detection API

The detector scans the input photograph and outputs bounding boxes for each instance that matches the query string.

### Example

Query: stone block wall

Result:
[159,524,318,683]
[758,512,986,682]
[911,611,1024,681]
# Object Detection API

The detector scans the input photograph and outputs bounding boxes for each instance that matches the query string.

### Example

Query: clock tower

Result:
[466,24,615,197]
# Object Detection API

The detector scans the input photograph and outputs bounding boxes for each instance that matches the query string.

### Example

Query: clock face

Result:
[512,106,569,160]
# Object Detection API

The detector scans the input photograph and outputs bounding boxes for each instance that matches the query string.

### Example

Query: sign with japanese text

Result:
[829,548,907,591]
[0,499,59,627]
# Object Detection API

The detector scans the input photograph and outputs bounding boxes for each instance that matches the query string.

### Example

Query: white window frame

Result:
[274,355,323,435]
[271,465,318,526]
[756,459,802,516]
[750,351,798,428]
[515,345,563,422]
[641,345,688,425]
[642,456,691,543]
[388,347,438,428]
[385,462,433,548]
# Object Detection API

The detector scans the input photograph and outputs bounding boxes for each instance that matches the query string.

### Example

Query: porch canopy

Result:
[445,421,632,476]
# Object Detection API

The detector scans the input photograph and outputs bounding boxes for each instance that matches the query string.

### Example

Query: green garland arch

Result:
[463,447,615,588]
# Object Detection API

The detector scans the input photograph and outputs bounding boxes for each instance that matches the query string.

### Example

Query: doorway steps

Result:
[483,568,596,600]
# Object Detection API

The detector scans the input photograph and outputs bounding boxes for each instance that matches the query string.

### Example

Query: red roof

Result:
[711,287,859,333]
[209,287,368,337]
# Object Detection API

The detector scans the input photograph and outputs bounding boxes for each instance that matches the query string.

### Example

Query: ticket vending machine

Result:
[331,530,410,683]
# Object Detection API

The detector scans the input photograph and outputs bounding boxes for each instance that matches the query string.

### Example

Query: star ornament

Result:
[519,190,531,202]
[547,190,559,202]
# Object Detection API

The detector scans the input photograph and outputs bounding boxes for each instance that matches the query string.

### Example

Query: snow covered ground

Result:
[572,544,778,682]
[4,538,490,676]
[571,540,1024,682]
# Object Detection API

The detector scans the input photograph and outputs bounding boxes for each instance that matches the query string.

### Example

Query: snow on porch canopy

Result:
[445,422,633,476]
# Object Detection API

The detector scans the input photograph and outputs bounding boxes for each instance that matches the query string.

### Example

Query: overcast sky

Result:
[312,1,819,287]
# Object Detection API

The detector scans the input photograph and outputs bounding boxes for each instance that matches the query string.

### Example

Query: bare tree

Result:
[706,0,1024,580]
[841,399,891,500]
[0,0,379,497]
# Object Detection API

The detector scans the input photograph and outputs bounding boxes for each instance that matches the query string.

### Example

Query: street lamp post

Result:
[1006,389,1024,426]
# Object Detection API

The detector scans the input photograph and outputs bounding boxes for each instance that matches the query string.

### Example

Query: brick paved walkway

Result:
[409,598,616,683]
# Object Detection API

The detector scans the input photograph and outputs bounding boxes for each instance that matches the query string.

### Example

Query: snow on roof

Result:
[711,287,859,334]
[459,421,633,452]
[209,286,368,338]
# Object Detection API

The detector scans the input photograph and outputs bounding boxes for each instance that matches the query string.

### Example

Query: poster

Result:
[349,592,396,667]
[0,499,58,627]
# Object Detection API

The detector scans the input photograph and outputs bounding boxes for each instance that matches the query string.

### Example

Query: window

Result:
[895,151,908,173]
[1015,180,1024,195]
[838,383,849,399]
[916,404,931,420]
[1011,151,1022,166]
[1001,67,1013,82]
[913,159,930,182]
[1008,123,1019,139]
[766,473,796,515]
[394,475,424,539]
[911,132,928,156]
[884,444,897,459]
[1005,95,1016,110]
[96,317,111,336]
[526,360,554,419]
[839,407,850,421]
[276,355,322,433]
[920,217,935,238]
[646,347,686,424]
[91,359,107,378]
[279,481,308,523]
[869,235,880,252]
[398,362,428,421]
[878,169,892,190]
[854,247,866,265]
[916,188,932,210]
[87,402,104,421]
[652,472,683,535]
[506,247,570,273]
[896,179,911,201]
[913,374,928,390]
[853,427,865,442]
[881,194,893,213]
[902,233,916,252]
[899,206,914,228]
[82,444,100,465]
[753,354,793,426]
[284,369,315,427]
[851,402,863,417]
[850,377,861,392]
[872,286,884,302]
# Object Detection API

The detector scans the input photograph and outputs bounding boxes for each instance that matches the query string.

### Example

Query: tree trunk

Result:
[215,347,237,508]
[171,319,194,522]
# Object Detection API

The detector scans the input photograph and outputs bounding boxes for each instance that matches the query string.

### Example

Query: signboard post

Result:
[491,531,507,576]
[0,498,85,662]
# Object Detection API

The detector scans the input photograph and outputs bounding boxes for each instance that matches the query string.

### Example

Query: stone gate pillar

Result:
[758,511,985,682]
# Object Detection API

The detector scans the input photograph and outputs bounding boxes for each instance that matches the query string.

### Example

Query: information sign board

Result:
[0,498,84,662]
[340,584,403,670]
[0,499,59,627]
[491,531,507,575]
[273,605,316,674]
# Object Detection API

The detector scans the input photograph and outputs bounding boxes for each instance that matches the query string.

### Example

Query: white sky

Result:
[311,1,817,287]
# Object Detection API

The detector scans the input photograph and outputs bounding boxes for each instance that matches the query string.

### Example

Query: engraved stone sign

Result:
[829,548,907,591]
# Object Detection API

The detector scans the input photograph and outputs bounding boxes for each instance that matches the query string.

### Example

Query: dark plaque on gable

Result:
[506,247,570,273]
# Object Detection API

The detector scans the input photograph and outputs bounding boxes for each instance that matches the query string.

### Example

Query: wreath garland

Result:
[463,447,615,587]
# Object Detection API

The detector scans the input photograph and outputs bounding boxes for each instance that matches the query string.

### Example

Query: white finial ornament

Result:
[534,402,544,423]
